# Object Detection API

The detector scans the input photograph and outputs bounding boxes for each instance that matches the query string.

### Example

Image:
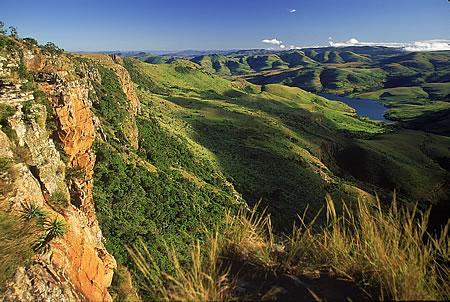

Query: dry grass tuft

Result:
[284,193,449,300]
[130,194,449,301]
[128,232,233,302]
[0,212,39,289]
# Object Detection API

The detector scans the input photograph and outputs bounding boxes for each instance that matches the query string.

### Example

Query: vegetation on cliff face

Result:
[1,32,116,301]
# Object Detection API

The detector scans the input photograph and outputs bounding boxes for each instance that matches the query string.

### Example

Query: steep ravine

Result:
[0,38,139,301]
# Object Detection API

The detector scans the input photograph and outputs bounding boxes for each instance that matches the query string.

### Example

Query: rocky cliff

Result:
[0,37,140,301]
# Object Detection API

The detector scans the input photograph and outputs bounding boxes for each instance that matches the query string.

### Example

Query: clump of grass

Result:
[33,217,67,252]
[0,212,38,290]
[284,194,449,300]
[222,205,278,268]
[48,190,69,213]
[0,156,13,172]
[128,233,233,302]
[19,202,47,225]
[130,195,449,301]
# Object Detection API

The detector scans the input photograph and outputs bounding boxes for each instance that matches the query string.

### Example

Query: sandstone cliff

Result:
[0,37,140,301]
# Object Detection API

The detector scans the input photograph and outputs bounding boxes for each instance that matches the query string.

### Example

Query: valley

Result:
[0,22,449,301]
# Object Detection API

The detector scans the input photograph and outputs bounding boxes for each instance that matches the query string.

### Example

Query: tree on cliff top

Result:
[8,26,18,38]
[0,21,5,35]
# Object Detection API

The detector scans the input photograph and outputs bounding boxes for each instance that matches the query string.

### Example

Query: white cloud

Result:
[403,40,450,51]
[280,44,286,49]
[289,9,296,13]
[328,37,450,51]
[262,38,283,45]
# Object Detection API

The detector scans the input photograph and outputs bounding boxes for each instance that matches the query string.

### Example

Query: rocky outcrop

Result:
[0,39,126,301]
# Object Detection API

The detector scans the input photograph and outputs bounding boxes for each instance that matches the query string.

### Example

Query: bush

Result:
[48,190,69,213]
[33,217,67,252]
[0,104,16,127]
[23,37,38,47]
[0,156,13,172]
[40,42,64,54]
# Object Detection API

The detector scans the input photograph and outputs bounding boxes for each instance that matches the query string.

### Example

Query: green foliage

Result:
[23,37,38,47]
[93,139,236,269]
[48,190,69,213]
[92,65,129,141]
[19,203,47,225]
[0,156,13,171]
[44,217,66,239]
[40,42,64,54]
[0,104,16,127]
[33,217,67,252]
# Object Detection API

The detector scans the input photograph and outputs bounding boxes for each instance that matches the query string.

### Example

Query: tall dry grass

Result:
[284,194,449,300]
[0,212,38,289]
[130,195,449,301]
[128,232,233,302]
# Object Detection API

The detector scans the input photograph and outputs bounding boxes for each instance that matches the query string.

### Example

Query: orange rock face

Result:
[51,213,116,302]
[20,49,118,301]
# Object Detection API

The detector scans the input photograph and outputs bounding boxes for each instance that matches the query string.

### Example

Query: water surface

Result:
[320,93,388,121]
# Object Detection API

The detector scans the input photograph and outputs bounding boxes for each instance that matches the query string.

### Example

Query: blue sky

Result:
[2,0,449,51]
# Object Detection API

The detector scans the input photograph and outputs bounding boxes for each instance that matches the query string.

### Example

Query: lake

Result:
[319,93,388,121]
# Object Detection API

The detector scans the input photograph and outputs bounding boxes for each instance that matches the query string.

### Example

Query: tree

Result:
[41,42,64,54]
[8,26,17,38]
[0,21,5,35]
[23,37,38,46]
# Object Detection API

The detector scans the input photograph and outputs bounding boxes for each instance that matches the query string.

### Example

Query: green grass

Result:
[356,86,429,102]
[335,129,450,203]
[423,83,450,101]
[385,101,450,121]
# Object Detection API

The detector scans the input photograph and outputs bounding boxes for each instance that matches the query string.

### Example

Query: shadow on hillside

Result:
[165,95,329,230]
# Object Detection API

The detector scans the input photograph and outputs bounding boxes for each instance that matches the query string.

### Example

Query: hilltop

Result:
[131,46,450,135]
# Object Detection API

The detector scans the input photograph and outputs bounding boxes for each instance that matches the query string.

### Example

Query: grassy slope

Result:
[126,58,450,210]
[123,59,391,224]
[90,56,450,294]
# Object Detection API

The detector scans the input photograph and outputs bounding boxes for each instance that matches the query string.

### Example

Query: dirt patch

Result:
[227,259,374,301]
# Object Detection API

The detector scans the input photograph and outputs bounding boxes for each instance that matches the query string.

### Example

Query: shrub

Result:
[0,104,16,127]
[23,37,38,47]
[0,156,13,172]
[33,217,67,252]
[44,217,66,239]
[48,190,69,213]
[40,42,64,54]
[19,203,47,225]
